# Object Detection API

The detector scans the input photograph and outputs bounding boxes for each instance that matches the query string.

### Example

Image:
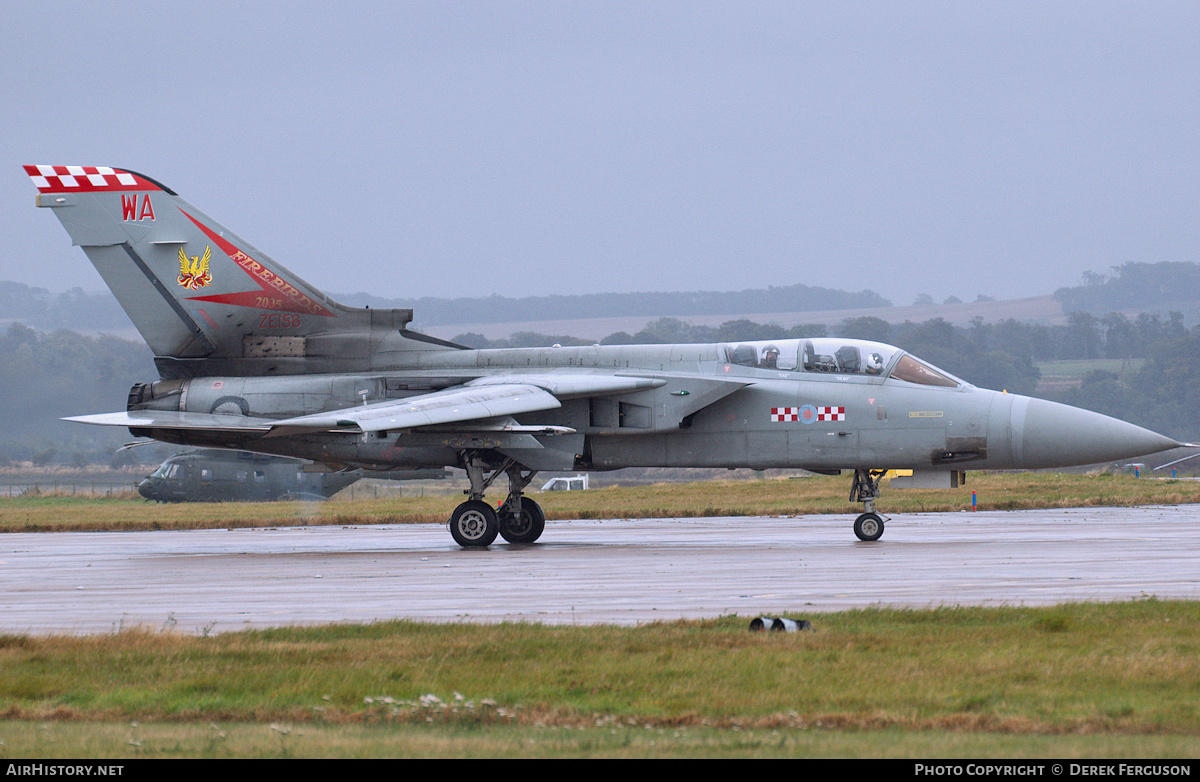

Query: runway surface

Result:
[3,506,1198,635]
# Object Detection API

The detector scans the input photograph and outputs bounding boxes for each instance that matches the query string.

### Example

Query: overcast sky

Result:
[2,1,1196,309]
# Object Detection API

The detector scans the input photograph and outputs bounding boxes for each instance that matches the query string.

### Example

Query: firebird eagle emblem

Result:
[177,245,213,290]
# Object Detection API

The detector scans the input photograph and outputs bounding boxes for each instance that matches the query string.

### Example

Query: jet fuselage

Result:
[125,338,1173,477]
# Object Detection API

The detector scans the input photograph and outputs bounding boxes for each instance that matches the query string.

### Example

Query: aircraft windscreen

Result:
[721,338,962,387]
[888,354,961,387]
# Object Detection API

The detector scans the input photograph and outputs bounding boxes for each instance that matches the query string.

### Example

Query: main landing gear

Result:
[448,456,545,548]
[849,468,887,542]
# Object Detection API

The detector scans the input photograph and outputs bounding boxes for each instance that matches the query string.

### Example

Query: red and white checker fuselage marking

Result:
[770,406,845,423]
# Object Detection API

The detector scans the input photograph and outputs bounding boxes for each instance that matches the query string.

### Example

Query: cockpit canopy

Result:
[722,337,963,388]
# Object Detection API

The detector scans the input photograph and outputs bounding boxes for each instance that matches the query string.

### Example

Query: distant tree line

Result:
[1053,261,1200,318]
[0,323,157,466]
[10,260,1198,334]
[342,282,891,327]
[0,281,131,332]
[1057,330,1200,443]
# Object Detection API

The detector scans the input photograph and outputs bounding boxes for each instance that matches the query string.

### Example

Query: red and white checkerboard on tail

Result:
[23,165,160,192]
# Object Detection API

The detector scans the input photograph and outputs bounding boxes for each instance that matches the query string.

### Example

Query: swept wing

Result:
[67,373,692,438]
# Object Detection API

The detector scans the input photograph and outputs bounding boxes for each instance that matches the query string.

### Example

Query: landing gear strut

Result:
[448,455,545,548]
[849,468,887,542]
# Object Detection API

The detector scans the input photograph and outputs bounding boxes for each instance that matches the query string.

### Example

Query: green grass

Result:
[3,472,1198,532]
[1,602,1199,757]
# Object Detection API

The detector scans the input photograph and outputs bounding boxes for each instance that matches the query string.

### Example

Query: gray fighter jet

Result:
[25,165,1189,546]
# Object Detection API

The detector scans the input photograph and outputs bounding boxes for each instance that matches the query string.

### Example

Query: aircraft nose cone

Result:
[136,479,156,500]
[1014,397,1180,468]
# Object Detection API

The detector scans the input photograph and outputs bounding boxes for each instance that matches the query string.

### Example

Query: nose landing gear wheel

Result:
[854,512,884,542]
[450,500,499,547]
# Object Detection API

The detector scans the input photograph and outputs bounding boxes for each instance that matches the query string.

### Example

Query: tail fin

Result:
[25,165,432,375]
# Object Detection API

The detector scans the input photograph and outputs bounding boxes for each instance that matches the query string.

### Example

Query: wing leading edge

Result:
[65,410,276,433]
[265,382,567,437]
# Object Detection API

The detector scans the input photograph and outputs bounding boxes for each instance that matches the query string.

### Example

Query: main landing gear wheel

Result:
[853,512,884,542]
[497,496,546,544]
[450,500,499,548]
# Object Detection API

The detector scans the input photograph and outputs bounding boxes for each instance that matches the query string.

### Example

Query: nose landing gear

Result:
[849,468,887,542]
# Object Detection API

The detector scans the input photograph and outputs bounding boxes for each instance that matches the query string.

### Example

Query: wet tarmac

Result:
[2,506,1198,634]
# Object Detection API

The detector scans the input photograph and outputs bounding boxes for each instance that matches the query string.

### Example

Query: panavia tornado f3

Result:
[25,165,1190,546]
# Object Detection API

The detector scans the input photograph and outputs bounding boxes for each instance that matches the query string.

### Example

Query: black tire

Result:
[497,497,546,544]
[450,500,499,547]
[854,512,884,542]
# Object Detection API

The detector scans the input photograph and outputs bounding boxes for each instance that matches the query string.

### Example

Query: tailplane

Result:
[25,166,438,376]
